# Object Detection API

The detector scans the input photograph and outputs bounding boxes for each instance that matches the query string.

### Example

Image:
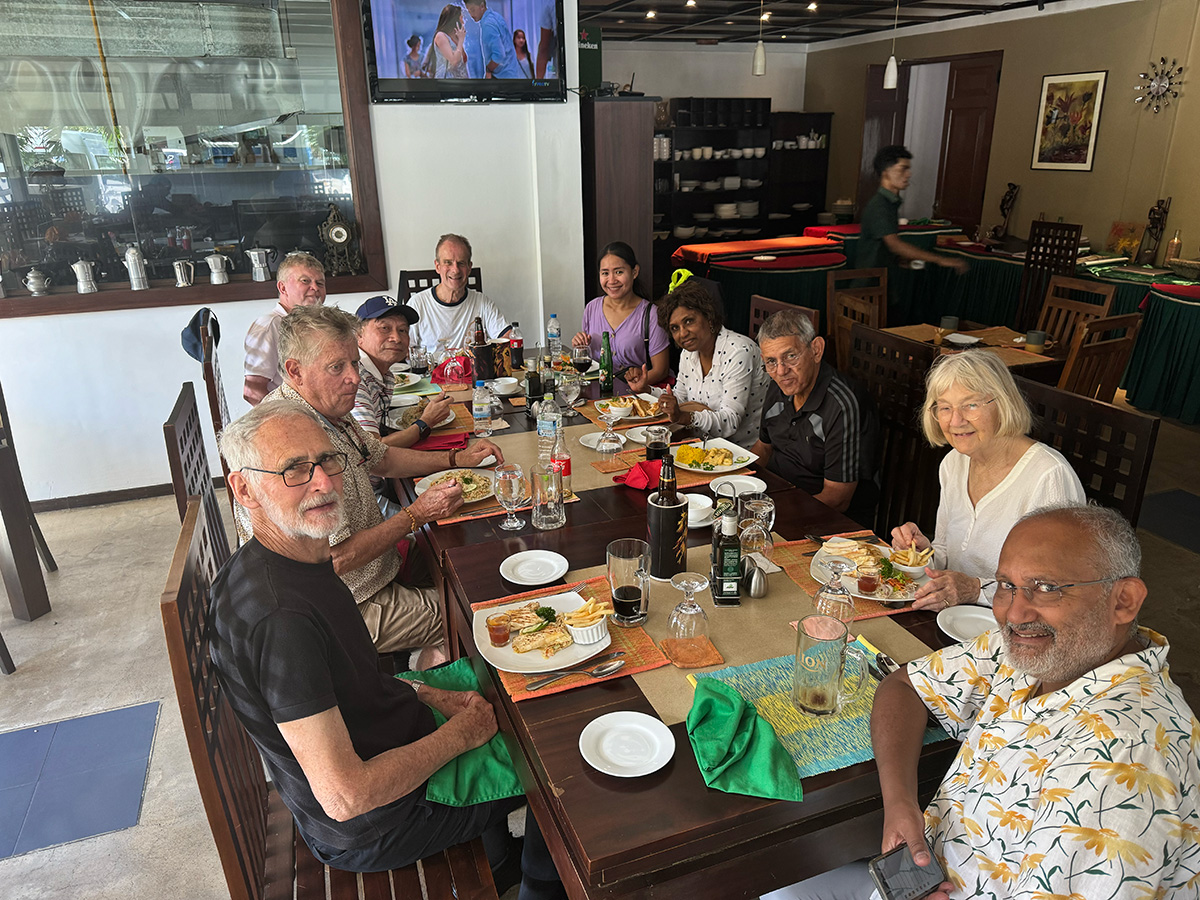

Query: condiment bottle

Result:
[712,509,742,606]
[1165,229,1182,263]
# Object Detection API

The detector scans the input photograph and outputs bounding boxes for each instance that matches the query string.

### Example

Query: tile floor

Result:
[0,392,1197,899]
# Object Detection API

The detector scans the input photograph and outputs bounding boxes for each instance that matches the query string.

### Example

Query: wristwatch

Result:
[415,419,431,439]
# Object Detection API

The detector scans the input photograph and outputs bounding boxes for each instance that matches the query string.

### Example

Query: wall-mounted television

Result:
[361,0,566,103]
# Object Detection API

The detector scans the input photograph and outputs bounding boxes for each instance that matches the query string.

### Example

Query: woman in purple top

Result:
[571,242,671,389]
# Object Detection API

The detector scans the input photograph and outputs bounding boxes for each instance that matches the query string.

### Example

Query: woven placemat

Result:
[434,491,579,526]
[471,576,670,701]
[578,401,667,431]
[589,446,719,489]
[773,531,919,621]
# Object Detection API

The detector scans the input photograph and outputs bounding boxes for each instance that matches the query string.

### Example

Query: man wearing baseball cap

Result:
[353,296,453,517]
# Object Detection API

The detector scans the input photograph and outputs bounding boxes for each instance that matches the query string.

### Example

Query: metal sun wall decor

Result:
[1135,58,1184,113]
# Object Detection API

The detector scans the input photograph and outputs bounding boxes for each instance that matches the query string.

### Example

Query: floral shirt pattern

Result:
[908,627,1200,899]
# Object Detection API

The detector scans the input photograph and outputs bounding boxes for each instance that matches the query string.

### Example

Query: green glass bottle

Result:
[599,331,614,397]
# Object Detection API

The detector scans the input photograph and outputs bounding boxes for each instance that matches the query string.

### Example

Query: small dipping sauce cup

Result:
[857,563,881,595]
[486,613,511,647]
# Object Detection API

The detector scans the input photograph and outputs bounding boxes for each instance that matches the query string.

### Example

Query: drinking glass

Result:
[409,346,430,377]
[644,425,671,462]
[813,557,856,639]
[607,538,651,627]
[558,372,581,418]
[792,615,868,717]
[596,410,624,458]
[495,464,526,531]
[668,572,709,640]
[570,345,593,375]
[739,492,775,532]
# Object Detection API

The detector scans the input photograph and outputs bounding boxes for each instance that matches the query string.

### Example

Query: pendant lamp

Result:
[883,0,900,89]
[752,0,766,76]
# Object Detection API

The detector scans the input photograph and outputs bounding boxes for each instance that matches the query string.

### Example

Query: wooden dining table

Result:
[394,384,960,899]
[881,322,1066,384]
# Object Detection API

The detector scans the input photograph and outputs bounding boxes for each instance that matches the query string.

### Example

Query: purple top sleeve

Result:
[580,297,670,373]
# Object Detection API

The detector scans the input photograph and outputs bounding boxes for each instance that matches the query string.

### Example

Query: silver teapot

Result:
[205,253,231,285]
[24,266,52,296]
[123,245,149,291]
[173,259,194,287]
[246,247,274,282]
[71,259,98,294]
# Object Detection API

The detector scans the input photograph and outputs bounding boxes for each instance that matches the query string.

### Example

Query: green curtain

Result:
[709,264,844,334]
[1123,291,1200,424]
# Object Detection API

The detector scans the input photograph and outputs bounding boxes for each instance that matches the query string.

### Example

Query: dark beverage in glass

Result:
[571,357,592,374]
[611,585,643,620]
[410,364,430,376]
[646,441,669,461]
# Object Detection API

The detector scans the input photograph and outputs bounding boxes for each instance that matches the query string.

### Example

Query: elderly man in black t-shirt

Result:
[750,309,880,523]
[211,398,563,897]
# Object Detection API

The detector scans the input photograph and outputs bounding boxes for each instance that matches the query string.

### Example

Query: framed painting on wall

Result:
[1031,71,1107,171]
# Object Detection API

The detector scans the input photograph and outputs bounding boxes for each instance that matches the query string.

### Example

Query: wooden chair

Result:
[828,288,887,373]
[1014,220,1081,332]
[164,383,232,563]
[199,317,236,517]
[1036,275,1116,347]
[1056,312,1143,404]
[1016,376,1159,526]
[826,267,887,314]
[848,324,945,538]
[749,295,820,340]
[398,268,483,303]
[161,500,498,900]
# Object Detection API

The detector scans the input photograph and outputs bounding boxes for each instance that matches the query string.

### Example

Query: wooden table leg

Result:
[0,442,52,621]
[0,628,14,674]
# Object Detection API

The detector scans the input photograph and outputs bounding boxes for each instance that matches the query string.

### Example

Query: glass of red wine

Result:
[607,538,650,627]
[570,346,593,375]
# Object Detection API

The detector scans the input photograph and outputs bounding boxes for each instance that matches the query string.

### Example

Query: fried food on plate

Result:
[512,624,573,658]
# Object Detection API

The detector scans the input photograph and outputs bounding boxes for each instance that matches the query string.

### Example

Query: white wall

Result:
[1,10,583,503]
[901,62,949,220]
[602,42,809,112]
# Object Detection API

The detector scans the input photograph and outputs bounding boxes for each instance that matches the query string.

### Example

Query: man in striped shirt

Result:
[751,309,879,523]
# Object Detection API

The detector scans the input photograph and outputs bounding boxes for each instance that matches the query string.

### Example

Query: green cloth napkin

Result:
[400,659,524,807]
[685,679,804,802]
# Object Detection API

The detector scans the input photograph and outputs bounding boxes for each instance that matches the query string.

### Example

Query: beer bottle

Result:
[657,450,678,505]
[599,331,614,397]
[473,316,486,347]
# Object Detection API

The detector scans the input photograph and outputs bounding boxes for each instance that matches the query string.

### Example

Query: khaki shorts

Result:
[359,582,442,654]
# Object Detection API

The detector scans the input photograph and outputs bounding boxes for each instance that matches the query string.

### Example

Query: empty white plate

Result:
[579,711,675,778]
[709,474,767,497]
[623,426,649,444]
[946,333,980,346]
[579,431,626,450]
[500,550,569,586]
[937,606,995,642]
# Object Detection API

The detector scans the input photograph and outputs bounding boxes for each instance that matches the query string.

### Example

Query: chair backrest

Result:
[161,500,266,900]
[749,295,819,340]
[199,319,236,516]
[848,324,945,537]
[1036,275,1116,346]
[164,383,232,563]
[828,288,887,372]
[1056,312,1143,403]
[398,268,483,303]
[1016,375,1159,526]
[1014,220,1081,331]
[826,267,887,312]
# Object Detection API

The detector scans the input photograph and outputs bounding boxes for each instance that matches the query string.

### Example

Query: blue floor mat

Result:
[0,701,159,858]
[1138,490,1200,556]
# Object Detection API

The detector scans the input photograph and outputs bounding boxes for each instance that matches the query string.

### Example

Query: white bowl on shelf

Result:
[741,146,754,157]
[690,147,703,160]
[728,148,744,159]
[674,225,696,238]
[744,178,763,189]
[694,226,708,236]
[754,147,766,158]
[702,180,722,191]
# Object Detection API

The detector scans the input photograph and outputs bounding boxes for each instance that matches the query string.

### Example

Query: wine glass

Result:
[668,572,710,640]
[596,410,624,458]
[495,464,526,531]
[571,346,593,375]
[739,492,775,533]
[740,516,775,563]
[558,372,581,418]
[813,557,856,640]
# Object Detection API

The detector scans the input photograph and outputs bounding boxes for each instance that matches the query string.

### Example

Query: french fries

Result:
[563,599,614,627]
[892,543,934,567]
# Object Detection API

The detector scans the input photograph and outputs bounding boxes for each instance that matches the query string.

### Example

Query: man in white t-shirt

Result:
[406,234,509,355]
[243,251,326,405]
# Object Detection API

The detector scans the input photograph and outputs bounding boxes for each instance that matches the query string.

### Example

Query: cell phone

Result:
[868,843,947,900]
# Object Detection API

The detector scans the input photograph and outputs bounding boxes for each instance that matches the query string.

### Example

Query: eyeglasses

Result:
[764,350,807,372]
[993,577,1121,607]
[241,451,347,487]
[932,397,996,420]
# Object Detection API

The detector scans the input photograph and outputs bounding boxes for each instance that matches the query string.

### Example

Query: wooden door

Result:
[933,52,1002,236]
[857,64,910,216]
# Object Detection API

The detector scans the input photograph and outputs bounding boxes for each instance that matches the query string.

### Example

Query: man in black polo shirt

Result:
[858,145,970,277]
[750,309,879,522]
[210,398,563,898]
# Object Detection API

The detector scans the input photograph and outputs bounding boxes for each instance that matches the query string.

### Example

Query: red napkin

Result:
[431,355,475,386]
[614,459,662,490]
[412,432,469,452]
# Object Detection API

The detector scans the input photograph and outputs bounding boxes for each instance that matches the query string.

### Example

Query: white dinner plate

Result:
[671,438,758,474]
[388,407,455,431]
[946,333,980,346]
[394,372,423,388]
[624,426,649,444]
[808,547,928,606]
[709,474,767,497]
[937,606,995,643]
[433,409,456,429]
[578,711,675,778]
[596,394,664,422]
[579,431,626,450]
[500,550,569,586]
[472,591,613,674]
[413,468,495,500]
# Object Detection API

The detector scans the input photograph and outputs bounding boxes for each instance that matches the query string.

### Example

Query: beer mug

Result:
[792,615,869,717]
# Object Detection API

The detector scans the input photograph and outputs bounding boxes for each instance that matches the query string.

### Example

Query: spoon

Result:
[525,659,626,692]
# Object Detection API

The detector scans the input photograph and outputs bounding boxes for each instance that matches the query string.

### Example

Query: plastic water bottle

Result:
[551,426,572,497]
[473,380,493,437]
[536,391,561,462]
[547,313,562,362]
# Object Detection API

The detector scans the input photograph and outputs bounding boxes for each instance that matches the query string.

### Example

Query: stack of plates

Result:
[694,212,715,221]
[723,175,741,190]
[792,202,812,211]
[744,178,763,189]
[680,179,701,190]
[768,212,790,220]
[674,225,696,238]
[737,200,760,218]
[714,203,739,219]
[702,180,722,191]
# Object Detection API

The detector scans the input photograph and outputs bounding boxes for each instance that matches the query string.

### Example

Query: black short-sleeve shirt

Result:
[858,187,902,271]
[758,363,880,520]
[210,539,435,849]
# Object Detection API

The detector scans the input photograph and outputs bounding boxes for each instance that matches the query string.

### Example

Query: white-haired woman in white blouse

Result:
[629,277,769,448]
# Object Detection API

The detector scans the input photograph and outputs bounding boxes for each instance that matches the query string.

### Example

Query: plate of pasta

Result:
[671,438,757,474]
[414,468,495,502]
